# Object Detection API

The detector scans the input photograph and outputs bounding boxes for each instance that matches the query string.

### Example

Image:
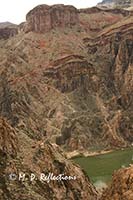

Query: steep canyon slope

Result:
[0,118,98,200]
[0,4,133,153]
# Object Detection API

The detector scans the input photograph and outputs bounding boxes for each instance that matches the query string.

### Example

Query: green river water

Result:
[73,148,133,188]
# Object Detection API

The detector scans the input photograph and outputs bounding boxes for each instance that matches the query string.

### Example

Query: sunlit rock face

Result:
[24,4,79,33]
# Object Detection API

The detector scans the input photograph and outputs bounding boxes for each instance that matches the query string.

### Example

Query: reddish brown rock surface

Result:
[24,4,79,33]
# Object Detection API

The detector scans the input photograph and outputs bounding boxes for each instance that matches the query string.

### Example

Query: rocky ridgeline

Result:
[0,4,132,38]
[24,4,79,33]
[0,4,79,37]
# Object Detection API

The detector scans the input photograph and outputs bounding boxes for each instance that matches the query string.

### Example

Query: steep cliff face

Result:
[100,166,133,200]
[84,16,133,147]
[24,4,79,33]
[0,118,98,200]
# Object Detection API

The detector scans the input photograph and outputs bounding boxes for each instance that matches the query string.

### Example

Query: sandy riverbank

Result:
[66,149,114,159]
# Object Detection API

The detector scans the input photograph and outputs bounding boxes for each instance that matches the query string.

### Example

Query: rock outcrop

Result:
[100,166,133,200]
[24,4,79,33]
[0,118,98,200]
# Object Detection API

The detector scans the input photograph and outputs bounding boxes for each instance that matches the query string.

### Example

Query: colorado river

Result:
[73,148,133,190]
